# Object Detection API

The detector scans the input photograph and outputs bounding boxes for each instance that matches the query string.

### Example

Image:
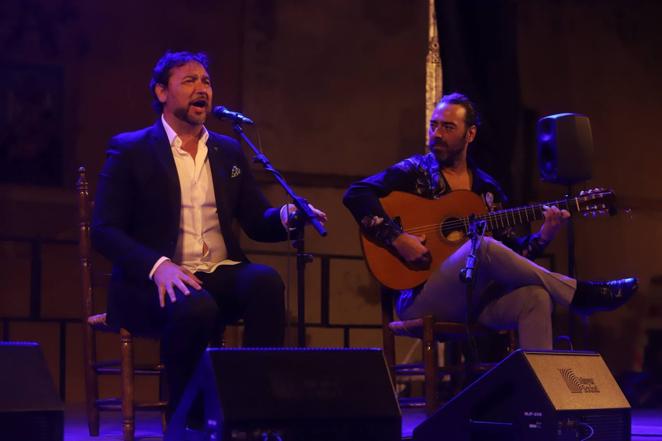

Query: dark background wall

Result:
[518,0,662,374]
[0,0,660,402]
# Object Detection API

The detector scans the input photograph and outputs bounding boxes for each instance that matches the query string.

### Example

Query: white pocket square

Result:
[231,165,241,178]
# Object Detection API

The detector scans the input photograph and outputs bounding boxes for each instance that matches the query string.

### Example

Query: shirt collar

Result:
[161,114,209,150]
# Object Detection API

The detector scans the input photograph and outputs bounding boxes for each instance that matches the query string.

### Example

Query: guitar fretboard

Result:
[472,199,573,232]
[458,192,611,233]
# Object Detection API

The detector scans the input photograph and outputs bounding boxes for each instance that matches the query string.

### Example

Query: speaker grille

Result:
[580,411,629,441]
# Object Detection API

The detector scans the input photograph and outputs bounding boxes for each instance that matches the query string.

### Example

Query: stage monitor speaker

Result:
[537,113,593,185]
[414,349,630,441]
[166,348,401,441]
[0,342,64,441]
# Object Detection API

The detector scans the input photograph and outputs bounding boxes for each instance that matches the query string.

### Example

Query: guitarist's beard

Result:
[429,140,465,168]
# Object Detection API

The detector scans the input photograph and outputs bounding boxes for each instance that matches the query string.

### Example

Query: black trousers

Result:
[159,262,285,417]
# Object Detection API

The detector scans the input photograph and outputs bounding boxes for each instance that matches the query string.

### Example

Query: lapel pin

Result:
[231,165,241,178]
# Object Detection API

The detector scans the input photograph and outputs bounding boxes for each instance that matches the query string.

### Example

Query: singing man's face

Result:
[428,102,476,167]
[156,61,213,126]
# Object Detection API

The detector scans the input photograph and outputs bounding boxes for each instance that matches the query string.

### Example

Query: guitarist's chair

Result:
[380,287,515,415]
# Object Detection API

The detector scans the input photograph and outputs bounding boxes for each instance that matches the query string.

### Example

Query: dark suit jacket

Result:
[91,120,287,333]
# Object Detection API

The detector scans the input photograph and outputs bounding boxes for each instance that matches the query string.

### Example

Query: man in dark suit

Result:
[91,51,325,418]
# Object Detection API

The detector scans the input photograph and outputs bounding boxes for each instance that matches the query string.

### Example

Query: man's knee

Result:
[167,288,219,328]
[479,236,512,258]
[477,236,496,257]
[245,264,285,296]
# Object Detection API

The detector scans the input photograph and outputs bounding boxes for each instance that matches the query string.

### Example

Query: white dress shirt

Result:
[149,116,240,279]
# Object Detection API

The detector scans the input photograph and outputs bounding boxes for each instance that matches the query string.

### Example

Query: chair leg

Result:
[449,341,466,396]
[422,316,439,415]
[159,357,168,433]
[382,329,397,386]
[380,288,397,385]
[508,329,517,353]
[82,324,100,436]
[120,329,135,441]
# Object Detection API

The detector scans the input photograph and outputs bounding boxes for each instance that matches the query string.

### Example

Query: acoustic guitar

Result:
[360,189,616,290]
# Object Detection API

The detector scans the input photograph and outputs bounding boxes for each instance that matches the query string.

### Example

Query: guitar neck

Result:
[475,197,581,232]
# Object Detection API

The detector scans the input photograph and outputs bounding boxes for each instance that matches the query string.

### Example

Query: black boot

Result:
[571,277,638,315]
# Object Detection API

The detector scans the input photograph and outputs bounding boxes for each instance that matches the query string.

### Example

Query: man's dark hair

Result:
[439,92,481,128]
[149,51,210,114]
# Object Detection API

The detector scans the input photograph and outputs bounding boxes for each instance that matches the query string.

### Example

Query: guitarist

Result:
[343,93,637,350]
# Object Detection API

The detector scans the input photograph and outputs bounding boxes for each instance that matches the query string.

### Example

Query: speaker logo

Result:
[559,368,600,393]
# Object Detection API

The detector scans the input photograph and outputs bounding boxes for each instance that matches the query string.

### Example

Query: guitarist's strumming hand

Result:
[392,232,432,270]
[540,205,571,243]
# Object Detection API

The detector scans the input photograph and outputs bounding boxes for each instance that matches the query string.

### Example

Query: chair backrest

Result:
[77,166,95,324]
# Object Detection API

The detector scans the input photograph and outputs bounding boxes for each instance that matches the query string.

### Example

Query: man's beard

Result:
[174,105,207,125]
[430,141,464,167]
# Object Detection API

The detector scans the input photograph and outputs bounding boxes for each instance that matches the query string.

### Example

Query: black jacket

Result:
[92,120,287,332]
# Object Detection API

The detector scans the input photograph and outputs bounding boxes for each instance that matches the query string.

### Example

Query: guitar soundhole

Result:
[440,217,466,242]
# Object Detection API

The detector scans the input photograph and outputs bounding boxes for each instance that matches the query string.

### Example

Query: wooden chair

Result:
[380,287,515,415]
[77,166,167,441]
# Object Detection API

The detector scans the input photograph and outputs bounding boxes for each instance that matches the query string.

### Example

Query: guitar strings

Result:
[401,199,578,235]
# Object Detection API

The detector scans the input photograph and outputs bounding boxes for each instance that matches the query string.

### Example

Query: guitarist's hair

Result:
[439,93,481,129]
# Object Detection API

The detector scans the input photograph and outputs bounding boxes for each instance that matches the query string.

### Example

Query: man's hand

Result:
[281,203,328,228]
[392,232,431,269]
[153,260,203,308]
[540,205,571,243]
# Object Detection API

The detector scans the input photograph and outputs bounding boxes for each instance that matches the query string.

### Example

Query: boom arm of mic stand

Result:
[231,123,327,237]
[230,122,326,348]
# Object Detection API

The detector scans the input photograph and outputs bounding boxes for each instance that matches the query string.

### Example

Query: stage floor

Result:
[63,404,662,440]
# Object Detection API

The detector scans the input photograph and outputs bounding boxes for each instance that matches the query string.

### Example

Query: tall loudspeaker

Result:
[166,348,401,441]
[537,113,593,184]
[414,350,630,441]
[0,342,64,441]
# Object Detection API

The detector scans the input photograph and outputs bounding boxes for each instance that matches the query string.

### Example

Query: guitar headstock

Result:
[576,188,617,217]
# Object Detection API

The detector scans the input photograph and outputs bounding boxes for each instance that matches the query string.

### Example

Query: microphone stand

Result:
[459,215,487,366]
[231,122,327,348]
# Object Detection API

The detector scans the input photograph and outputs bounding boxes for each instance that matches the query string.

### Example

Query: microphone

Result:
[211,106,255,125]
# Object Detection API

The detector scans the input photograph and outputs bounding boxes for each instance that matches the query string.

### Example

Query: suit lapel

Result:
[148,121,181,212]
[206,135,231,219]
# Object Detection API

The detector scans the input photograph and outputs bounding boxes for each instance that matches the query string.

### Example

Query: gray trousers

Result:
[398,237,576,350]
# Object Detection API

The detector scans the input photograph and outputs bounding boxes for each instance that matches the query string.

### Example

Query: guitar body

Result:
[360,187,615,290]
[360,190,487,290]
